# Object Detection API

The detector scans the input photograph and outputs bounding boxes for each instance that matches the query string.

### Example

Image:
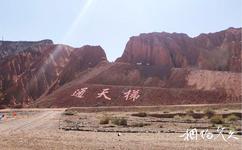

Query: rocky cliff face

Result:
[0,40,53,61]
[0,27,241,108]
[117,27,241,72]
[58,45,107,86]
[0,41,107,108]
[42,45,107,96]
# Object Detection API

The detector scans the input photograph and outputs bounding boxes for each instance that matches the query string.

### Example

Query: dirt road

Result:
[0,109,241,150]
[0,110,62,135]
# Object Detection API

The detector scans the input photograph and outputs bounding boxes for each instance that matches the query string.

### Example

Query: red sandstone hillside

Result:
[117,27,241,72]
[0,27,241,108]
[0,41,106,108]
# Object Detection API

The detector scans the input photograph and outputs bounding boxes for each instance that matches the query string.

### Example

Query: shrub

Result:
[131,122,150,127]
[183,115,194,122]
[186,109,194,115]
[204,108,215,118]
[131,112,147,117]
[173,115,181,120]
[100,117,110,124]
[112,117,127,126]
[226,114,239,122]
[210,115,224,124]
[228,125,237,132]
[63,110,76,116]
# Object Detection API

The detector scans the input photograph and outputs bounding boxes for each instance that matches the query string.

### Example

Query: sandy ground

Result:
[0,109,241,150]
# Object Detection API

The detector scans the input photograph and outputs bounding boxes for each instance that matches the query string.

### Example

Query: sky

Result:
[0,0,242,61]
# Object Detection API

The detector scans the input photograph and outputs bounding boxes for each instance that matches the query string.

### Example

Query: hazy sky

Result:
[0,0,242,61]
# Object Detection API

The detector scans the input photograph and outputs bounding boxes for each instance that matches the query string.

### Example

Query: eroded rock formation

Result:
[117,27,241,72]
[0,27,241,108]
[0,41,107,108]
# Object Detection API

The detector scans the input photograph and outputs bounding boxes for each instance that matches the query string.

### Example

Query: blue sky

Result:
[0,0,242,61]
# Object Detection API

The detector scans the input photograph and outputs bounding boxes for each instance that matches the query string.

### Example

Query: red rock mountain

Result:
[117,27,241,72]
[0,41,106,108]
[0,27,241,108]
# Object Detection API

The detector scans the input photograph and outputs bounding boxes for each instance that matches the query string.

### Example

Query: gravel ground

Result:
[0,109,241,150]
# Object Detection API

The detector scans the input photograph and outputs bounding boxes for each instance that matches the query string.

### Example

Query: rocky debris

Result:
[186,69,242,99]
[166,68,242,99]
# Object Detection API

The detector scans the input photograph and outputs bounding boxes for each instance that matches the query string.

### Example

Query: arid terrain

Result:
[0,0,241,148]
[0,28,241,149]
[0,28,241,108]
[0,104,241,150]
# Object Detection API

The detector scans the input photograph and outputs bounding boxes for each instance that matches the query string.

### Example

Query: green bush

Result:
[210,115,224,124]
[186,109,194,114]
[226,114,239,122]
[204,108,215,118]
[131,112,147,117]
[100,117,110,124]
[173,115,181,120]
[131,122,150,127]
[183,115,194,122]
[224,108,229,111]
[63,110,76,116]
[112,117,127,126]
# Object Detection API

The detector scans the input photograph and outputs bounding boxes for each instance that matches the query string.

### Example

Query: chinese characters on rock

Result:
[71,87,141,102]
[123,90,140,101]
[71,88,88,99]
[97,88,111,100]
